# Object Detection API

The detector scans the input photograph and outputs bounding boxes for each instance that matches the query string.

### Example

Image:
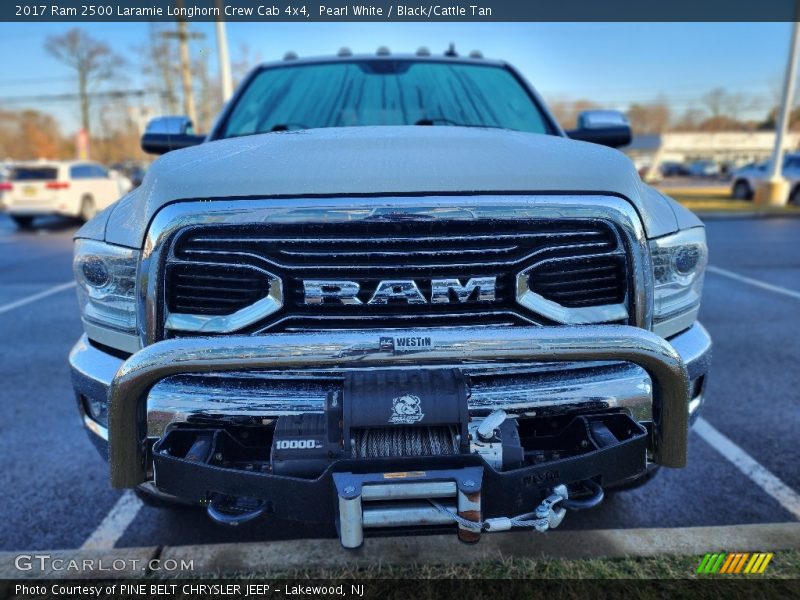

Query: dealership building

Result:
[624,131,800,172]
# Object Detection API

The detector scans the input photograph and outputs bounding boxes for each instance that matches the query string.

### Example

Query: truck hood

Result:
[102,126,681,247]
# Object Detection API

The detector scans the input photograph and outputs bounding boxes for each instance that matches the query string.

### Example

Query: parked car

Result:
[69,50,710,547]
[0,160,132,228]
[686,159,720,178]
[731,153,800,203]
[110,161,148,188]
[660,161,690,177]
[0,170,8,204]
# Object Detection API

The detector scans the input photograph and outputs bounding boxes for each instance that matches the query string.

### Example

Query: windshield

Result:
[217,60,553,138]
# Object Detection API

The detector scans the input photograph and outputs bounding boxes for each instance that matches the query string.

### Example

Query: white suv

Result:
[0,160,130,229]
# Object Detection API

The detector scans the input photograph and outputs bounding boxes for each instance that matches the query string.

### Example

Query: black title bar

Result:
[3,0,800,22]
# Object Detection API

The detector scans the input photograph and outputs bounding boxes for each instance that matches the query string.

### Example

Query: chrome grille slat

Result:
[564,296,622,306]
[176,284,259,294]
[277,246,520,258]
[547,286,620,298]
[175,275,262,284]
[534,275,618,288]
[535,265,618,278]
[188,230,607,245]
[178,240,617,270]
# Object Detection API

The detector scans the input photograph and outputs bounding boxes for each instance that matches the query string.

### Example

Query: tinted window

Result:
[784,158,800,170]
[70,165,93,179]
[219,60,552,138]
[11,167,57,181]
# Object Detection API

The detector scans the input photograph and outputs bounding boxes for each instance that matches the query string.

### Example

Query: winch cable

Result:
[353,426,460,458]
[429,480,604,533]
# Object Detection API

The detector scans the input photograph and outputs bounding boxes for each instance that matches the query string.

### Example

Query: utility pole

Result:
[162,0,203,126]
[757,18,800,206]
[176,13,197,125]
[215,0,234,102]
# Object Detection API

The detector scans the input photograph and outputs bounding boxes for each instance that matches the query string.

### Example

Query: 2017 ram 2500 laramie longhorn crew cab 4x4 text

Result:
[69,51,711,547]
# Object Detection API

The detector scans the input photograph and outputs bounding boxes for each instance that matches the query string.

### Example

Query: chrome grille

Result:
[164,218,630,333]
[527,256,627,307]
[167,263,273,315]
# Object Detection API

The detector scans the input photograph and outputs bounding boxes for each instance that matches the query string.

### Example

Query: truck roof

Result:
[256,51,509,71]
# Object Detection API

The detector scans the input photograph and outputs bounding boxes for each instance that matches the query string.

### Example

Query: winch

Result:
[270,369,524,477]
[151,366,649,546]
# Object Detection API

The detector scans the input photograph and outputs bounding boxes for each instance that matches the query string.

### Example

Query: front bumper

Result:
[71,323,711,488]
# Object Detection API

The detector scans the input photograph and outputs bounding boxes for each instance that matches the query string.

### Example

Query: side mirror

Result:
[141,116,204,155]
[566,110,632,148]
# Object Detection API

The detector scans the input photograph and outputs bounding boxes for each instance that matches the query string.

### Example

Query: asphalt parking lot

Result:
[0,213,798,552]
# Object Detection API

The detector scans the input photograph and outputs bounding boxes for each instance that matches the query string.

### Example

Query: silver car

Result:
[731,153,800,203]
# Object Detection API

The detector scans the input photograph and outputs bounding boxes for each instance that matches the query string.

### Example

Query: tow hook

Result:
[431,483,569,534]
[206,494,268,526]
[533,485,569,531]
[432,480,603,534]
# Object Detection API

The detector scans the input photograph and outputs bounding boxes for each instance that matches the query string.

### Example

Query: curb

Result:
[2,523,799,579]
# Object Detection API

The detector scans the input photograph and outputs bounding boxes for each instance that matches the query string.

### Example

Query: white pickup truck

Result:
[69,50,710,548]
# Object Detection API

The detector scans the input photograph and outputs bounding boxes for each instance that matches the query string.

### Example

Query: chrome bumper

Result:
[70,324,712,488]
[142,360,654,439]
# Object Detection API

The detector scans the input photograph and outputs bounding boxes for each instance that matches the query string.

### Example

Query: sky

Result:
[0,22,794,133]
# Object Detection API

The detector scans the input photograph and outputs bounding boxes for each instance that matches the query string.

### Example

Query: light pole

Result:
[756,18,800,206]
[215,0,234,102]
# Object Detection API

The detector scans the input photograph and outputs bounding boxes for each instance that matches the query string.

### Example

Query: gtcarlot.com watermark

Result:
[14,553,194,573]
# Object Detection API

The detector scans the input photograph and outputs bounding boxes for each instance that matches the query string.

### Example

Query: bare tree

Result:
[626,100,671,134]
[0,109,68,160]
[547,98,601,130]
[192,49,222,133]
[45,28,125,138]
[139,24,181,115]
[701,87,728,122]
[92,96,142,163]
[232,43,262,87]
[673,106,706,130]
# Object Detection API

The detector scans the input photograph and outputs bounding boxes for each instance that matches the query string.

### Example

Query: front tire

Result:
[79,196,97,223]
[789,185,800,206]
[732,179,753,200]
[605,466,660,492]
[11,215,35,229]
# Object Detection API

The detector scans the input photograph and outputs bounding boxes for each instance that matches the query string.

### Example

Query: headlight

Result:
[649,228,707,338]
[73,239,140,350]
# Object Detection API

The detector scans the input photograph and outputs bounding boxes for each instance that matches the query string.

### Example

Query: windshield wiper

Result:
[414,117,502,129]
[270,122,310,132]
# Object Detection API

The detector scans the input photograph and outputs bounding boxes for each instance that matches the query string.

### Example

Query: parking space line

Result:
[80,490,143,550]
[695,418,800,520]
[708,265,800,301]
[0,281,76,315]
